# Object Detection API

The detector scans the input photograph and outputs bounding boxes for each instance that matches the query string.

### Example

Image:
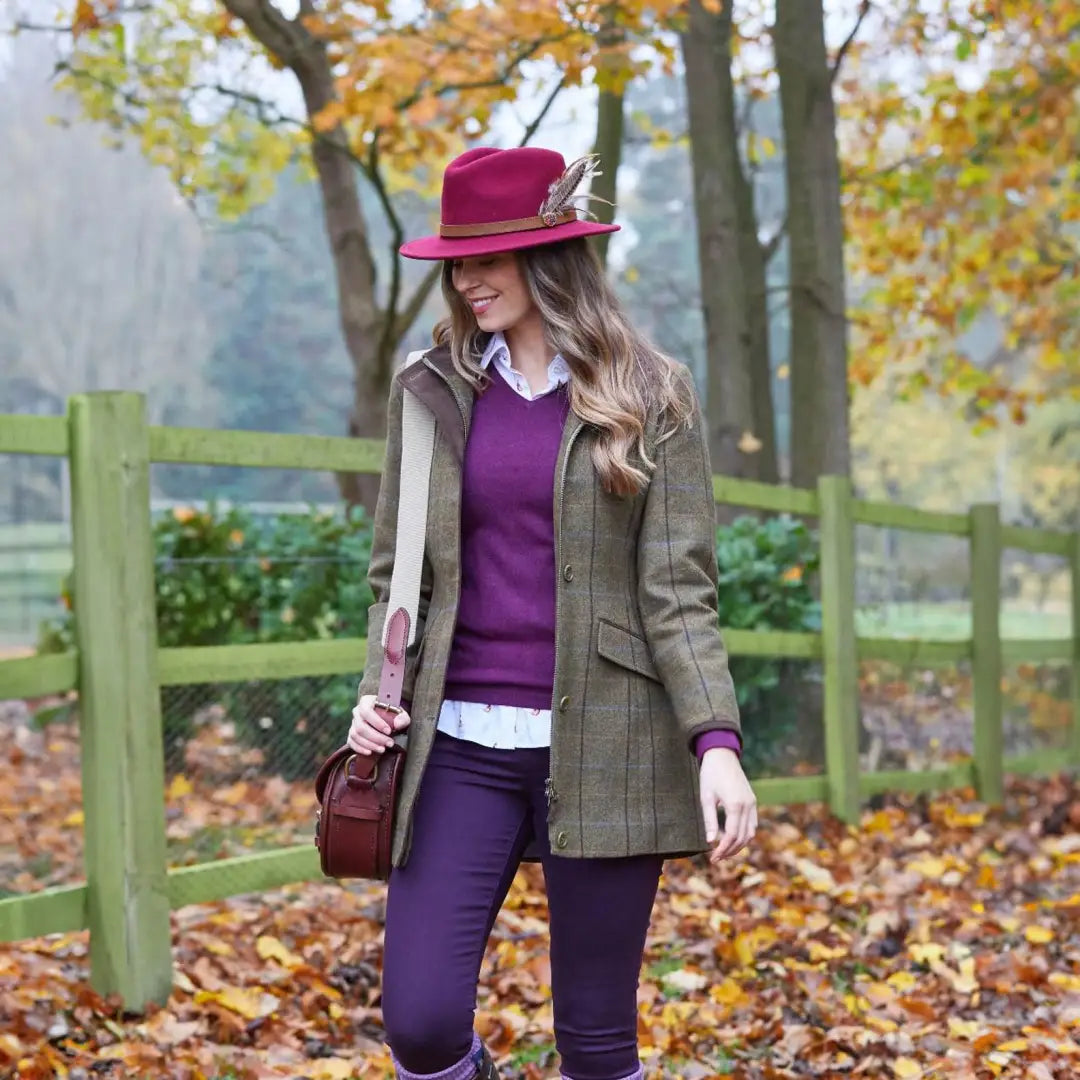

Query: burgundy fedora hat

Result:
[399,146,619,261]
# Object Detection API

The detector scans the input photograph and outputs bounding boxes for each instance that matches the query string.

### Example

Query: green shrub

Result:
[39,503,374,778]
[715,515,822,777]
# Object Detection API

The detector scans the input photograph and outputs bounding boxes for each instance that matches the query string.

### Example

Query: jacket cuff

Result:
[694,729,742,762]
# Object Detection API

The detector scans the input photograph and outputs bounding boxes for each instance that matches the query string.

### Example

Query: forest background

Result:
[2,0,1077,530]
[1,4,1079,1077]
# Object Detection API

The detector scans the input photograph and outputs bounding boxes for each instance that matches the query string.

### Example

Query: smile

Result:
[469,296,497,314]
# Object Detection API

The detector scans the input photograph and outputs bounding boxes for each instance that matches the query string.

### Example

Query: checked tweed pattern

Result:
[358,349,741,868]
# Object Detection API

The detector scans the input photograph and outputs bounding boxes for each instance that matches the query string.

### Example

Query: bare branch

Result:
[364,143,408,361]
[762,213,788,263]
[14,5,152,33]
[394,264,444,347]
[519,75,566,147]
[830,0,872,85]
[394,34,572,113]
[220,0,317,75]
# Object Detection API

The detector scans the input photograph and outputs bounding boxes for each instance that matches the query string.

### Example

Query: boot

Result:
[472,1042,500,1080]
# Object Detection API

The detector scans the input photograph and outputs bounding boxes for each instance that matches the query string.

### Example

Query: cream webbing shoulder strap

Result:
[382,350,435,650]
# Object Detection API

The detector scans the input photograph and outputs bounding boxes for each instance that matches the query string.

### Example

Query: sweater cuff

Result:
[694,729,742,762]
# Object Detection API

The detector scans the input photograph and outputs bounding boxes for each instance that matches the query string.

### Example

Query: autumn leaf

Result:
[256,934,305,970]
[1024,925,1054,944]
[193,986,280,1019]
[738,430,763,454]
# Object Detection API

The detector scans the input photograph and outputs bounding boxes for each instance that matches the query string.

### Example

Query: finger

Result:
[728,811,755,859]
[748,805,759,843]
[349,724,391,751]
[738,803,758,854]
[364,724,395,749]
[712,804,745,861]
[700,791,721,846]
[348,733,386,755]
[366,708,394,737]
[735,801,755,850]
[392,710,412,731]
[355,704,391,736]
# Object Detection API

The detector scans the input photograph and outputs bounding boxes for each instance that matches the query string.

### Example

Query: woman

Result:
[347,146,757,1080]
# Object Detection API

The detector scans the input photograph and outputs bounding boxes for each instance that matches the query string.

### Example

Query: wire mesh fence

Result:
[1003,661,1073,757]
[162,674,356,870]
[0,696,84,897]
[854,526,974,639]
[740,660,825,780]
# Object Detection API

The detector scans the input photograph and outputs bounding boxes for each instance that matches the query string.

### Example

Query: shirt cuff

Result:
[694,730,742,762]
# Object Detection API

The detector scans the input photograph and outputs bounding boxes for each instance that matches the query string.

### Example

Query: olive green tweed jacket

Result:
[358,345,741,866]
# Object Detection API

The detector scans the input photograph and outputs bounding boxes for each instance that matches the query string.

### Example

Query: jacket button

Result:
[559,695,570,712]
[563,564,574,582]
[556,830,568,849]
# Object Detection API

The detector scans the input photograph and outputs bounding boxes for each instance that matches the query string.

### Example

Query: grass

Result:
[856,601,1070,641]
[0,522,70,644]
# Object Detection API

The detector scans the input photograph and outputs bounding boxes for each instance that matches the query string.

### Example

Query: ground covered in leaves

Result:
[2,732,1078,1080]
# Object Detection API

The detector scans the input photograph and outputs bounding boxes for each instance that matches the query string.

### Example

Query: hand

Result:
[699,748,757,864]
[348,694,411,755]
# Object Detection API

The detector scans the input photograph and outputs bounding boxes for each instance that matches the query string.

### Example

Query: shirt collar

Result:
[480,332,570,381]
[479,331,509,371]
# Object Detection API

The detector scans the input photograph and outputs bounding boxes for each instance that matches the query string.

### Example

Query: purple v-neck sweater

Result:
[443,371,570,710]
[441,370,741,760]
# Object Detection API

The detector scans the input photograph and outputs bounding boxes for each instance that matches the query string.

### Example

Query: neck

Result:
[503,313,555,385]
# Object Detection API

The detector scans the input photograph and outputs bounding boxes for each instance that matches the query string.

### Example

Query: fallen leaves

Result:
[2,706,1079,1077]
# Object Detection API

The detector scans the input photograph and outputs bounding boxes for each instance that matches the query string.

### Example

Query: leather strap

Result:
[439,209,576,238]
[377,607,409,710]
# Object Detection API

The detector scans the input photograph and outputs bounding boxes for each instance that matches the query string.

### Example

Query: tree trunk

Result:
[589,13,625,270]
[590,87,624,269]
[681,0,777,483]
[774,0,851,487]
[223,0,395,510]
[735,161,780,484]
[293,71,386,509]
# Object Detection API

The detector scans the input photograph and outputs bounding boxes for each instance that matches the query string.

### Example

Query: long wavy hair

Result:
[432,238,694,496]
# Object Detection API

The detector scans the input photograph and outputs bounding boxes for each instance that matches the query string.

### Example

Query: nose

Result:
[452,260,477,293]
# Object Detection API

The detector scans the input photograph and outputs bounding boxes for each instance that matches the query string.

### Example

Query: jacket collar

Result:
[397,341,585,465]
[396,343,474,462]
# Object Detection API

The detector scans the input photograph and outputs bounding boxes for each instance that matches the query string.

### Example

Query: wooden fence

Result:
[0,392,1076,1010]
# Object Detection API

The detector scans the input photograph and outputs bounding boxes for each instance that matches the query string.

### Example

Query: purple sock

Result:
[393,1032,483,1080]
[561,1070,643,1080]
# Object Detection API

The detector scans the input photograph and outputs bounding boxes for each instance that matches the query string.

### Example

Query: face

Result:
[450,252,537,332]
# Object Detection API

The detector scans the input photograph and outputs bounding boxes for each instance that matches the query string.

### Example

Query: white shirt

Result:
[435,332,570,750]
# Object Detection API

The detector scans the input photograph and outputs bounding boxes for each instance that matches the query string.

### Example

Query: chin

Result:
[475,313,507,333]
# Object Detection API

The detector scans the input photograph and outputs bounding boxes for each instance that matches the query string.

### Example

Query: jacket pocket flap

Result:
[597,619,661,683]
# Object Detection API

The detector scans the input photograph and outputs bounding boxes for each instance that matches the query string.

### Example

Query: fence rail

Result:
[1,394,1077,1012]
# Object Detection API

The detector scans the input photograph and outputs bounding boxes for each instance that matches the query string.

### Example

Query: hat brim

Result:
[399,219,620,261]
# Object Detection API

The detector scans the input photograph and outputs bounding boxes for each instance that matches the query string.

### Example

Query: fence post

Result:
[970,502,1003,805]
[68,392,172,1008]
[817,475,860,824]
[1070,532,1080,767]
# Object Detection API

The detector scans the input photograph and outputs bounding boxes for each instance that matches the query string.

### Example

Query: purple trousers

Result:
[382,732,663,1080]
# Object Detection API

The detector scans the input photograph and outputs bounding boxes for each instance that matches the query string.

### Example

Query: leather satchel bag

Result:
[314,352,435,881]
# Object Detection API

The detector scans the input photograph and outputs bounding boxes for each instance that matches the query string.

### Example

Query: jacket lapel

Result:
[553,408,586,530]
[397,343,474,463]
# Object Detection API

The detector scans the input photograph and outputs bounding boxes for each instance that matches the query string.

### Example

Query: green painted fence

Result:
[0,393,1077,1010]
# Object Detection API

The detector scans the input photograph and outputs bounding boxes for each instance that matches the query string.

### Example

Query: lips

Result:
[469,295,497,315]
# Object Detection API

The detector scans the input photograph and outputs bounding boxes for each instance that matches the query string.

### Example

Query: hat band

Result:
[439,209,577,239]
